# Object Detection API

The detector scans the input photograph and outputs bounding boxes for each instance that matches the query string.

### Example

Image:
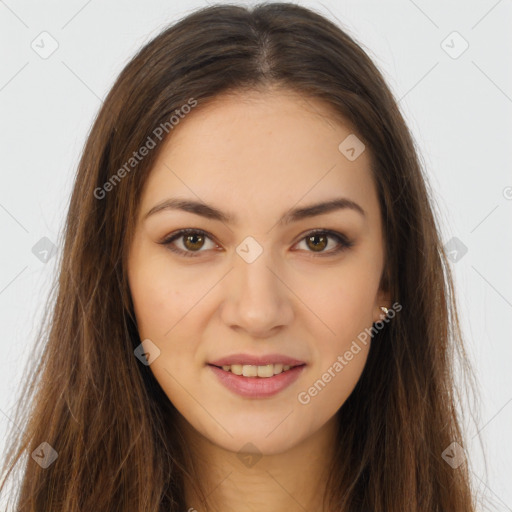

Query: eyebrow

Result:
[143,197,366,225]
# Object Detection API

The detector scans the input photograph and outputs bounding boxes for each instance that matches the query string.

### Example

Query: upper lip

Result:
[209,353,306,367]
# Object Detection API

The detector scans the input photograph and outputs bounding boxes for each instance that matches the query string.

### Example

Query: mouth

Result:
[207,362,306,398]
[208,362,305,378]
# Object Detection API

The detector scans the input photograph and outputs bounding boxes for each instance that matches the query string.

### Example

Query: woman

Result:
[0,3,480,511]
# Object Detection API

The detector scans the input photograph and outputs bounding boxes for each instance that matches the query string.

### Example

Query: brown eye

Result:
[160,229,217,257]
[183,232,205,251]
[160,228,353,259]
[295,230,353,256]
[305,233,328,252]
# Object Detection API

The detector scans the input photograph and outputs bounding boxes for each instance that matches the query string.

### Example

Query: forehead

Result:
[138,88,379,227]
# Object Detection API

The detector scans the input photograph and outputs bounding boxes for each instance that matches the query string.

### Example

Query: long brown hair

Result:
[0,3,481,510]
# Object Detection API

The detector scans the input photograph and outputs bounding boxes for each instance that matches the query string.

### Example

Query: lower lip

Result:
[208,364,306,398]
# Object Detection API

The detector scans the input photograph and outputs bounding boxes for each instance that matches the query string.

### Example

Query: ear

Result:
[373,288,392,323]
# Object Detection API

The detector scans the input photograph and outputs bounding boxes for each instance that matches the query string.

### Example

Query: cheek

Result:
[128,260,210,406]
[128,250,197,340]
[300,262,378,342]
[298,343,370,416]
[129,270,173,339]
[295,262,377,404]
[296,281,373,412]
[128,258,206,411]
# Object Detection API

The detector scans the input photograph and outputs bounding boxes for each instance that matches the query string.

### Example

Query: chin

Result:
[215,433,300,458]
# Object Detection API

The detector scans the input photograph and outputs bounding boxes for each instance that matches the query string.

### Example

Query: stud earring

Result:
[379,306,389,315]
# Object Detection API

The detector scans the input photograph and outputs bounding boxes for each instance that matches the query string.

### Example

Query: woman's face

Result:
[127,88,389,455]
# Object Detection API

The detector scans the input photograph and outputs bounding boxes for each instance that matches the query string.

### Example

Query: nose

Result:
[219,247,294,339]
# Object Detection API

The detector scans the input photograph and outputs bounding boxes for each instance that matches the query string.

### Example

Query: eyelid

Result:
[159,227,353,258]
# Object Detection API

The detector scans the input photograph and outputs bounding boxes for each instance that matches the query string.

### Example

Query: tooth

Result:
[218,363,296,377]
[242,365,258,377]
[231,364,243,375]
[273,363,283,375]
[257,364,274,377]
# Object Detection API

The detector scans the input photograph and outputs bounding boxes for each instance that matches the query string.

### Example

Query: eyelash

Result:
[159,228,354,258]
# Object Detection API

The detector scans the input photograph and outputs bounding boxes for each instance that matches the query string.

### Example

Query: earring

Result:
[380,306,389,315]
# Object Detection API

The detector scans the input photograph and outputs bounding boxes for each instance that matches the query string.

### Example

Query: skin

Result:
[127,86,391,512]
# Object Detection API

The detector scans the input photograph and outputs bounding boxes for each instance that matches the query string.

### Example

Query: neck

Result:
[178,415,338,512]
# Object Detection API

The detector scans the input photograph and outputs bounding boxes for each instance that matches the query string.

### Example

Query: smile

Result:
[208,363,306,398]
[212,363,302,378]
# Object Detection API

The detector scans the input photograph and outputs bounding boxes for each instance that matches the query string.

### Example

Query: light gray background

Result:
[1,1,511,510]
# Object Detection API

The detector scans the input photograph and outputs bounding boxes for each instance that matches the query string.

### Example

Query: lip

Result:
[209,353,306,366]
[208,364,306,398]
